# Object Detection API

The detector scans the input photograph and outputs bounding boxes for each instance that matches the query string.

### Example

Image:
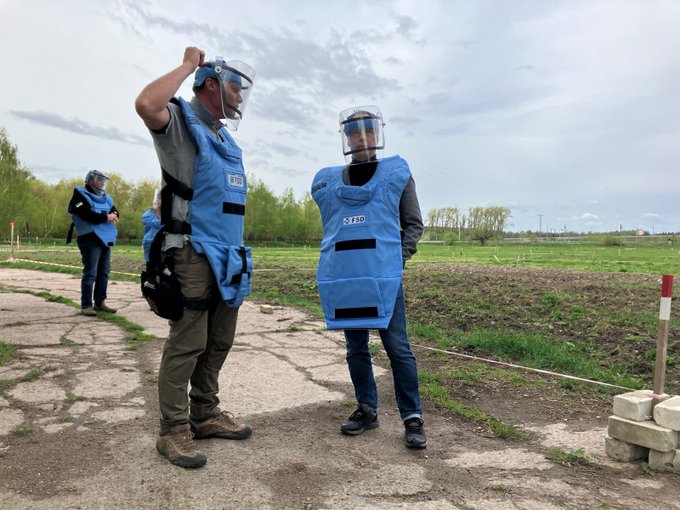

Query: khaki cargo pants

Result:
[157,242,239,434]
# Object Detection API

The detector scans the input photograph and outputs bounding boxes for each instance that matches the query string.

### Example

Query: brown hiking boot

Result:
[191,411,253,440]
[156,425,207,468]
[81,307,97,317]
[94,301,117,313]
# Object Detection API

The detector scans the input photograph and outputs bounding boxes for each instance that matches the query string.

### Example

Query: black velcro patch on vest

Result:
[223,202,246,215]
[335,239,377,251]
[335,307,379,319]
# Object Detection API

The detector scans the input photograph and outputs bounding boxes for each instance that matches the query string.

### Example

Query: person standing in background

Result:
[67,169,119,316]
[141,189,162,262]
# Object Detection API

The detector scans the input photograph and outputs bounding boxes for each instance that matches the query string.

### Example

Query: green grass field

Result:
[1,239,679,430]
[253,241,680,275]
[2,238,679,275]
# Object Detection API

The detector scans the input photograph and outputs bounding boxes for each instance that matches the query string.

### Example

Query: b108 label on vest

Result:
[343,215,366,225]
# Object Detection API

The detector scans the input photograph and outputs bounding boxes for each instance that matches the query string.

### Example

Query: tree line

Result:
[1,128,512,244]
[0,128,323,244]
[427,206,512,244]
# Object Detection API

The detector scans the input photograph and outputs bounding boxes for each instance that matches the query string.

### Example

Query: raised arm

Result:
[134,46,205,131]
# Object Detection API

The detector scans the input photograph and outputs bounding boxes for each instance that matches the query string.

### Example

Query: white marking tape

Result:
[659,296,671,321]
[7,258,139,277]
[412,344,636,390]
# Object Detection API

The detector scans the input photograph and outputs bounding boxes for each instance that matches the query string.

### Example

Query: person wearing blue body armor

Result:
[135,46,256,468]
[311,106,427,449]
[141,189,162,262]
[67,170,119,317]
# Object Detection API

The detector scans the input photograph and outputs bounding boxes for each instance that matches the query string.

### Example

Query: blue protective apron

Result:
[311,155,410,329]
[141,209,162,262]
[176,97,252,307]
[69,186,117,246]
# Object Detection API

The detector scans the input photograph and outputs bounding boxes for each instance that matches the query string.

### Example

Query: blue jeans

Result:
[77,234,111,308]
[343,285,422,421]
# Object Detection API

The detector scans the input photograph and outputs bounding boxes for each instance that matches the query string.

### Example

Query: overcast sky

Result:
[1,0,679,233]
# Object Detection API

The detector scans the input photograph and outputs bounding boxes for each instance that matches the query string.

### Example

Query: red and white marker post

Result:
[652,274,674,409]
[9,220,15,259]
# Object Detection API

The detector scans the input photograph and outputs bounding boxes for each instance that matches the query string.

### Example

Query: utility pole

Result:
[537,214,543,238]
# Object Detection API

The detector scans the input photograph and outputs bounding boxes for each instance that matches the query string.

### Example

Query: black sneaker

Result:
[404,417,428,449]
[340,404,379,436]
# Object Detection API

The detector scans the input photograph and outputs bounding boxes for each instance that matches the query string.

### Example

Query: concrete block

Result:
[604,436,648,462]
[653,395,680,431]
[608,415,679,452]
[613,390,653,421]
[648,449,680,474]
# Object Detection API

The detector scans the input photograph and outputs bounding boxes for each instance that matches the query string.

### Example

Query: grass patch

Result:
[0,258,140,282]
[103,314,155,345]
[66,393,86,403]
[408,322,454,349]
[54,370,75,380]
[20,369,44,382]
[486,484,511,493]
[0,343,16,365]
[419,370,528,440]
[250,289,322,318]
[36,291,75,306]
[546,447,596,467]
[59,334,76,346]
[458,328,643,390]
[14,427,32,437]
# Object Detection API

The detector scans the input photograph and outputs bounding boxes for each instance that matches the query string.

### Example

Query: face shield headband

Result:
[85,170,109,194]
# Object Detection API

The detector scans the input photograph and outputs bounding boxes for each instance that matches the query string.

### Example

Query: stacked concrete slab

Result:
[605,389,680,473]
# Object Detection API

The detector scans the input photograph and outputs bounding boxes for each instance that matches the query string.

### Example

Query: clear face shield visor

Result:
[339,106,385,164]
[92,176,108,191]
[214,59,255,131]
[85,170,109,192]
[152,189,161,208]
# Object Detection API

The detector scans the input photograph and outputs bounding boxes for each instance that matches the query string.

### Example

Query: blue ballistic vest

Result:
[69,186,117,246]
[141,209,162,262]
[176,97,252,307]
[311,155,410,329]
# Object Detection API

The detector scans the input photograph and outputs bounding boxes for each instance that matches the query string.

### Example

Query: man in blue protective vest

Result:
[141,189,162,262]
[311,106,427,449]
[67,170,119,316]
[135,46,256,468]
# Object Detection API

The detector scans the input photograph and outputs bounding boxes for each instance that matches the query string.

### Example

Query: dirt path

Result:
[0,268,678,509]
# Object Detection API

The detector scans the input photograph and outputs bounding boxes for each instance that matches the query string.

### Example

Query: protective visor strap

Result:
[335,307,379,319]
[335,239,377,251]
[223,202,246,215]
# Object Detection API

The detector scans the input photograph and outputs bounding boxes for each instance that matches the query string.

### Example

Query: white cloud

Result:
[574,213,598,221]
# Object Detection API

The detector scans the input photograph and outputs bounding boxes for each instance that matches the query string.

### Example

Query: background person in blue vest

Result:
[311,106,427,449]
[67,170,119,317]
[135,46,255,468]
[141,189,162,262]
